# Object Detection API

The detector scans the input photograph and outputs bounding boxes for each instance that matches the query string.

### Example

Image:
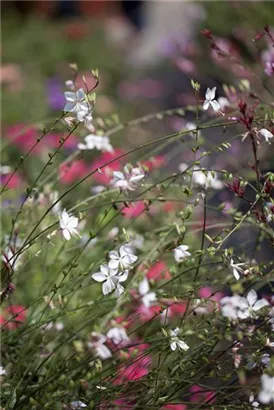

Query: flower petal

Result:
[207,87,216,100]
[64,91,76,102]
[247,289,258,306]
[177,340,189,351]
[76,88,86,101]
[109,250,119,259]
[63,229,71,241]
[253,299,269,311]
[69,217,78,228]
[92,272,106,282]
[233,267,240,281]
[64,102,76,112]
[118,270,129,282]
[203,100,209,110]
[108,259,119,270]
[139,278,149,296]
[210,99,220,112]
[103,278,115,295]
[205,87,212,100]
[115,284,125,297]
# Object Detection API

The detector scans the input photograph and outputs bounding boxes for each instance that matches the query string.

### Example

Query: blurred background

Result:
[2,0,274,126]
[1,1,274,235]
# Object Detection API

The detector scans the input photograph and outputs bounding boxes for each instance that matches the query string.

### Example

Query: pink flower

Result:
[1,173,23,190]
[198,287,223,302]
[5,124,41,153]
[176,56,196,74]
[162,404,188,410]
[168,302,187,316]
[147,261,171,280]
[113,398,135,409]
[0,305,26,330]
[161,301,187,321]
[122,202,146,219]
[90,149,124,184]
[75,71,97,91]
[59,160,88,184]
[114,344,152,385]
[162,201,178,213]
[114,357,150,384]
[46,132,79,150]
[142,155,165,171]
[135,304,162,323]
[5,125,78,154]
[189,385,216,404]
[197,287,224,313]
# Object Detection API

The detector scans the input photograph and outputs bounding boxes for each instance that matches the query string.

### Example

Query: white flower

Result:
[259,128,273,143]
[92,264,128,296]
[78,134,113,152]
[88,332,112,360]
[64,88,89,116]
[174,245,191,263]
[128,232,144,250]
[47,190,61,215]
[59,210,79,241]
[108,244,138,271]
[229,258,246,281]
[258,374,274,404]
[185,122,198,138]
[64,88,94,130]
[111,165,145,192]
[169,328,189,352]
[91,185,106,194]
[139,278,157,308]
[193,168,222,190]
[0,165,11,174]
[203,87,221,112]
[249,394,260,408]
[71,401,87,409]
[65,80,75,91]
[41,321,64,332]
[0,366,6,376]
[220,291,269,321]
[217,97,230,110]
[178,163,188,173]
[107,327,129,345]
[220,295,245,321]
[108,227,119,239]
[220,295,241,320]
[237,289,269,320]
[264,202,274,223]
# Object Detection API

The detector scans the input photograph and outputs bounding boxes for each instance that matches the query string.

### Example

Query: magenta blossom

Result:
[189,385,216,404]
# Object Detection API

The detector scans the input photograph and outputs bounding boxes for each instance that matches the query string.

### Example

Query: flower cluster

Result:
[78,133,113,152]
[220,290,269,321]
[92,244,138,296]
[64,85,94,131]
[111,164,145,192]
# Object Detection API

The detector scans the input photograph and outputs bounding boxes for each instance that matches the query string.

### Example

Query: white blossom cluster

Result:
[64,84,94,131]
[220,289,269,321]
[92,244,138,296]
[111,164,145,192]
[87,326,129,360]
[78,134,113,152]
[169,328,189,352]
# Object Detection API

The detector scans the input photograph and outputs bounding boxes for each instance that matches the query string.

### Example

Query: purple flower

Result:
[46,77,65,110]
